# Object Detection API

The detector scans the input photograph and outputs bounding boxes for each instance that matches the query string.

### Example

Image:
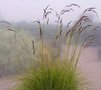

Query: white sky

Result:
[0,0,101,22]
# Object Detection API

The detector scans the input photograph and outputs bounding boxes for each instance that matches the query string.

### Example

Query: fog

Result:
[0,0,101,90]
[0,0,101,22]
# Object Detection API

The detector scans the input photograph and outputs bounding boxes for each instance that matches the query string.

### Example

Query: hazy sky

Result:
[0,0,101,22]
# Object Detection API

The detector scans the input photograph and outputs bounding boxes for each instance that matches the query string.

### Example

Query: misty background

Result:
[0,0,101,90]
[0,0,101,46]
[0,0,101,22]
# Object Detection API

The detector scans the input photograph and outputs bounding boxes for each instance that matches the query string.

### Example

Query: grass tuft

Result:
[15,59,83,90]
[13,4,98,90]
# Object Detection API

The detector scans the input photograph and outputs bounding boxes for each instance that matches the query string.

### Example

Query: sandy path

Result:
[0,76,17,90]
[79,47,101,90]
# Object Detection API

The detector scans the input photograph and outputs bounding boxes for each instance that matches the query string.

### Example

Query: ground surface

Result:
[79,47,101,90]
[0,76,17,90]
[0,47,101,90]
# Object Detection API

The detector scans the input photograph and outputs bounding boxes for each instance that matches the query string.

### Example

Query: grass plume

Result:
[12,4,98,90]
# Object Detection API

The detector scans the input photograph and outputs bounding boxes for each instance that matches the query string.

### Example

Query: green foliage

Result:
[15,60,83,90]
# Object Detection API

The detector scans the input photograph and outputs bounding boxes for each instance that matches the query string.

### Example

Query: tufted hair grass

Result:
[14,59,85,90]
[13,4,98,90]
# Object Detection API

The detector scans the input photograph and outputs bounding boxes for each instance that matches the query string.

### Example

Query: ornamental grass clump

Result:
[14,4,98,90]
